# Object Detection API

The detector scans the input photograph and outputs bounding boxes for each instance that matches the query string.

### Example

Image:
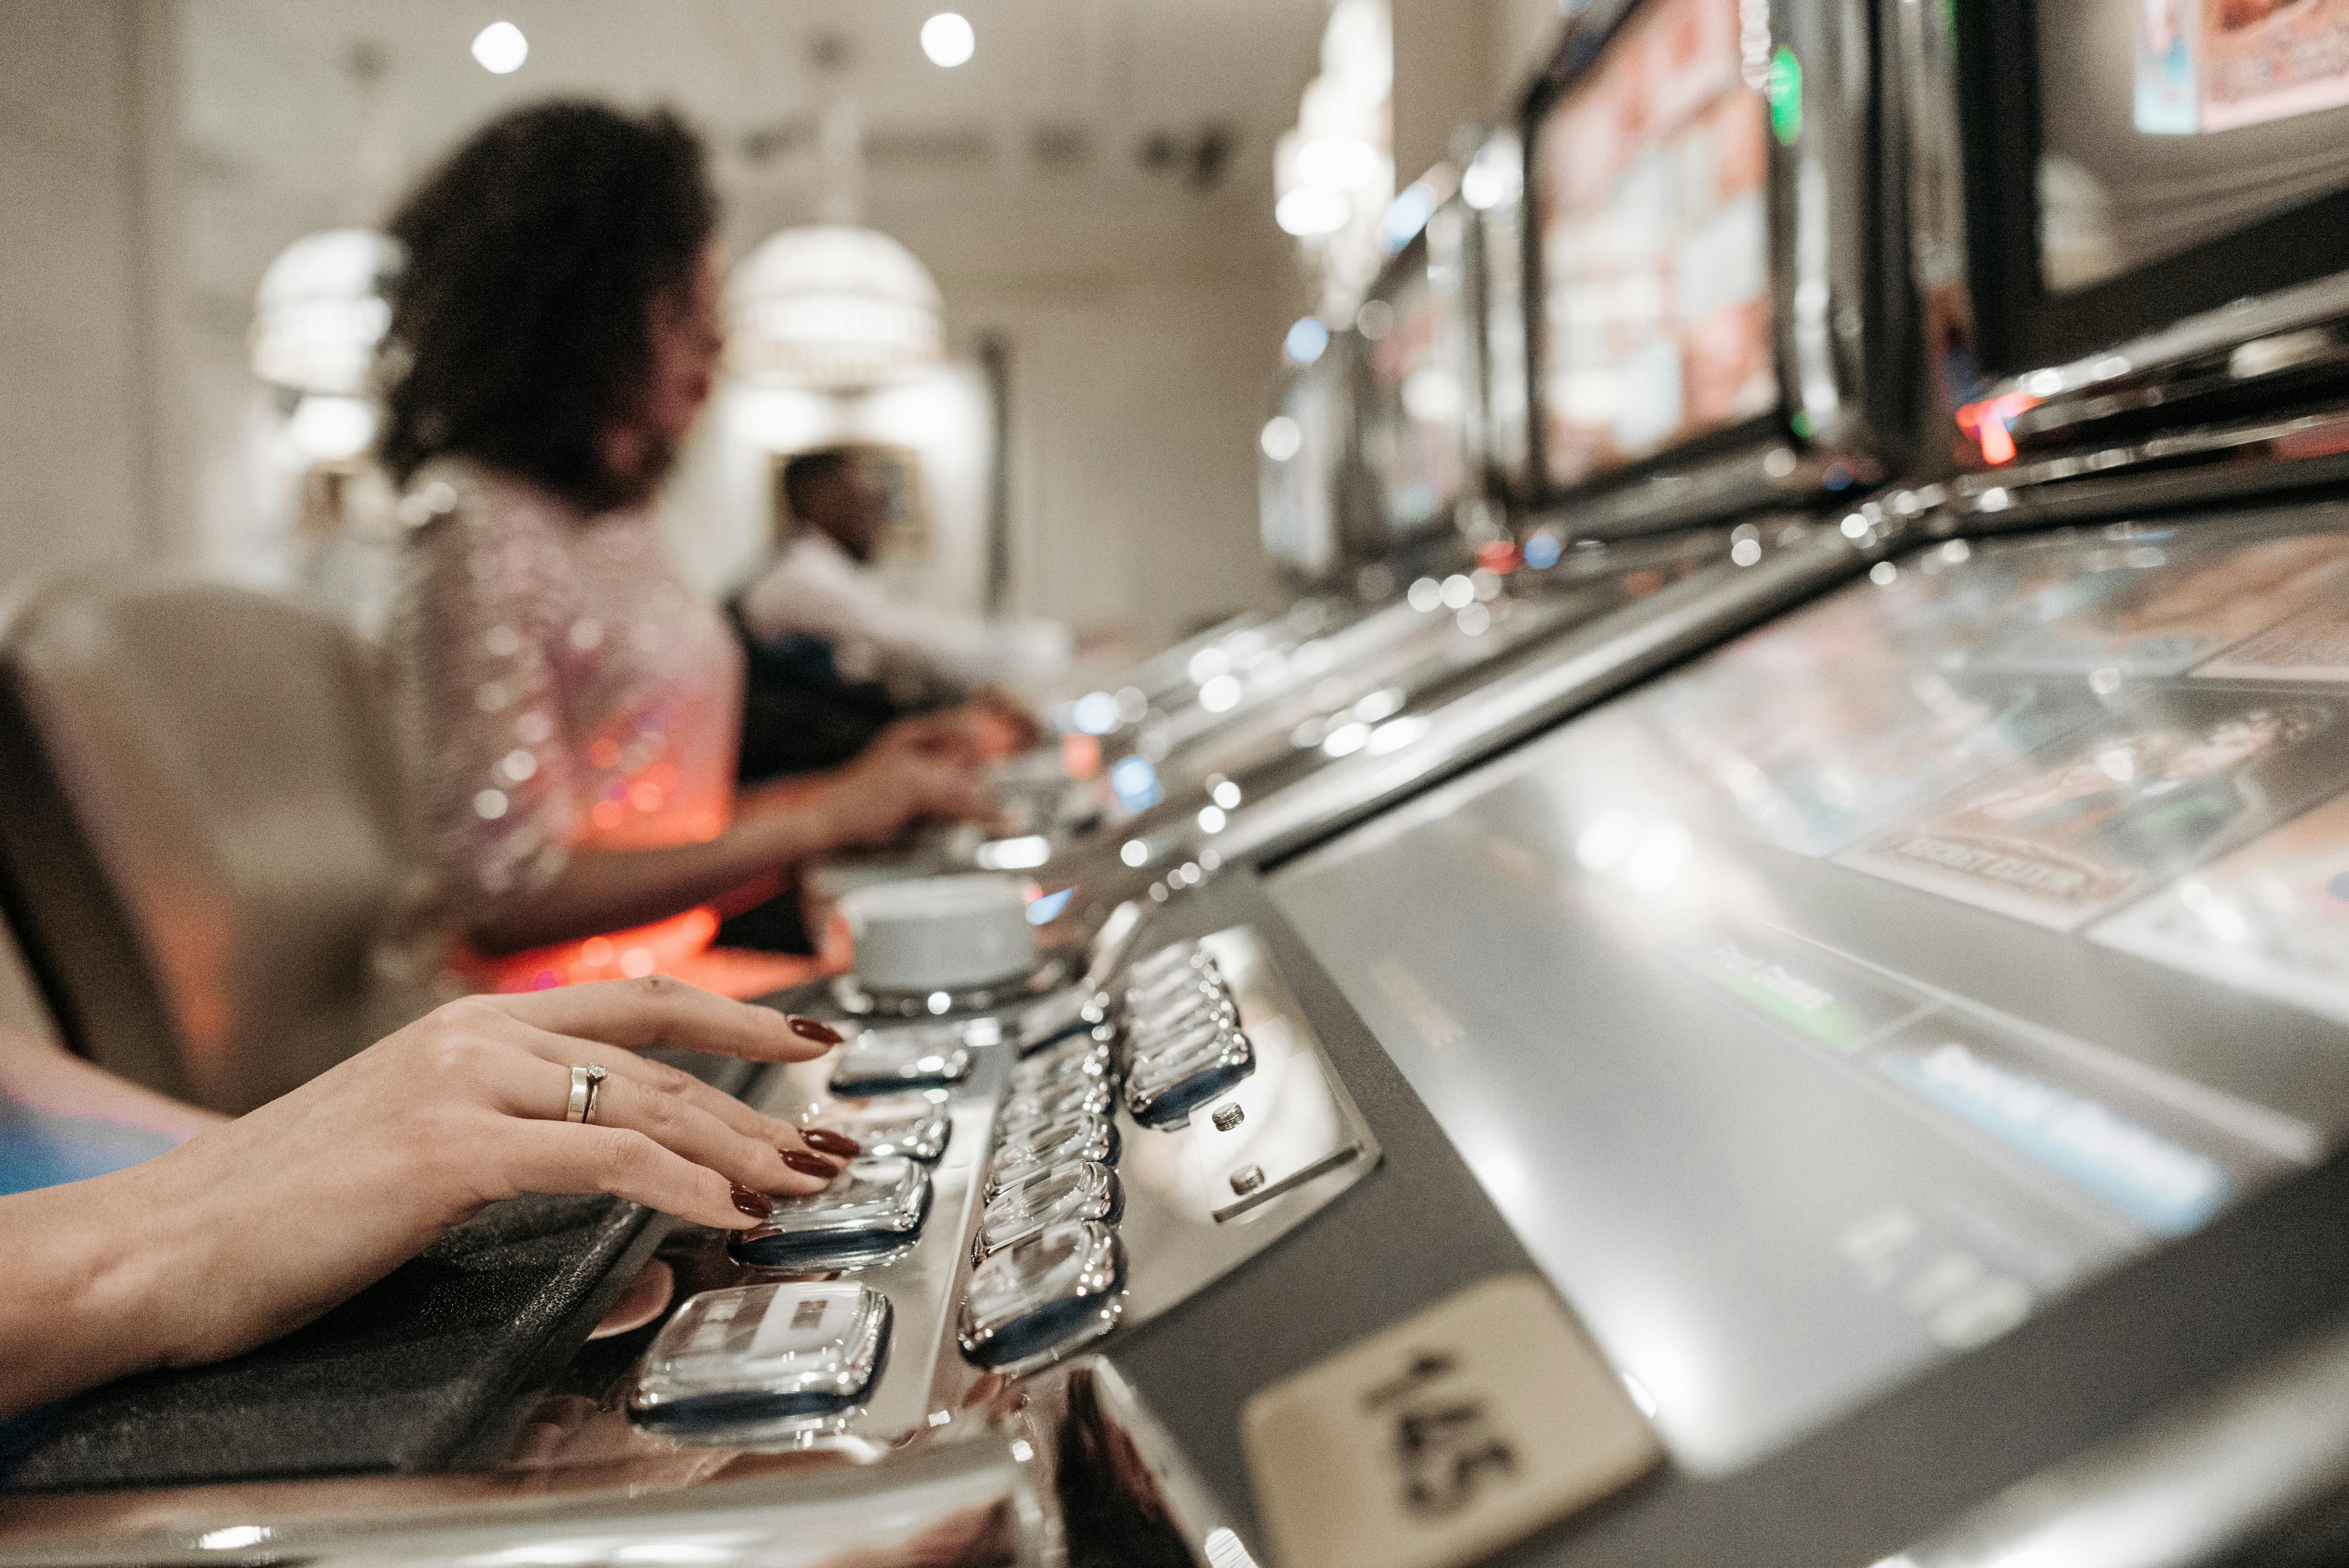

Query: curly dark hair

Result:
[379,100,716,511]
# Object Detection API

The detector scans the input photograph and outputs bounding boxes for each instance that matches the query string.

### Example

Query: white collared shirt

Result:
[737,532,1071,694]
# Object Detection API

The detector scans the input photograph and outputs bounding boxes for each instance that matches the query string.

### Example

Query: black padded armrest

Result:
[3,1051,762,1492]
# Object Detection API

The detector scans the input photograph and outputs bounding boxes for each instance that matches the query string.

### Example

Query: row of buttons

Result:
[629,944,1264,1437]
[957,1030,1129,1370]
[1121,942,1256,1129]
[627,990,1124,1436]
[954,939,1264,1368]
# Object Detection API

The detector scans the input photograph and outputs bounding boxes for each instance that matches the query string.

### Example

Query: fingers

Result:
[477,1048,837,1200]
[399,998,847,1238]
[907,757,1001,825]
[565,1067,835,1199]
[884,712,987,766]
[495,1119,758,1229]
[484,977,837,1064]
[500,1017,827,1155]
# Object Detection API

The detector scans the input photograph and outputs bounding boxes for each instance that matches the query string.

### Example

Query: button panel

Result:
[647,917,1375,1448]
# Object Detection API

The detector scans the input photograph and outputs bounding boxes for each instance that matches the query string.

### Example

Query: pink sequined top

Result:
[385,459,745,981]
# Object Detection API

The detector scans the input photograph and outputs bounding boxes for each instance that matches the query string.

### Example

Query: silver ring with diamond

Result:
[565,1062,608,1123]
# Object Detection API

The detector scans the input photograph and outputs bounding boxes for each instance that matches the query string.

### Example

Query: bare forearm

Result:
[0,1026,222,1140]
[0,1176,178,1416]
[467,811,837,955]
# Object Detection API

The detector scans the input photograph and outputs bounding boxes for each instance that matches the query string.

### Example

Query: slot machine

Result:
[1033,0,1916,925]
[26,0,2349,1564]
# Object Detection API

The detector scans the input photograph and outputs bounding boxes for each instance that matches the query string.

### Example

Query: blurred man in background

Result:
[732,447,1068,783]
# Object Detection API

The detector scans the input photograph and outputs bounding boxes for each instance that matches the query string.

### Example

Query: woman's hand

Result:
[872,698,1037,768]
[0,978,859,1417]
[870,708,999,769]
[807,748,1001,849]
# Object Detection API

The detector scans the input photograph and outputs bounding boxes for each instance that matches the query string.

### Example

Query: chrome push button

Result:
[810,1093,952,1164]
[978,1160,1121,1257]
[997,1071,1116,1136]
[1127,939,1206,988]
[1008,1032,1115,1097]
[1126,939,1193,980]
[1125,1023,1255,1129]
[729,1156,932,1271]
[827,1022,976,1097]
[1126,987,1237,1042]
[985,1112,1119,1200]
[629,1282,891,1437]
[1014,986,1108,1056]
[956,1220,1125,1370]
[1126,960,1223,1017]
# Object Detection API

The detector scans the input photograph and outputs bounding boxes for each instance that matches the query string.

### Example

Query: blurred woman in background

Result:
[381,101,992,995]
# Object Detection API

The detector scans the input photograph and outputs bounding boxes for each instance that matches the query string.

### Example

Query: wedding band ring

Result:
[565,1063,608,1123]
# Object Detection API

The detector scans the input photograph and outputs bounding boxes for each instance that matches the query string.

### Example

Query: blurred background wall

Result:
[0,1,191,582]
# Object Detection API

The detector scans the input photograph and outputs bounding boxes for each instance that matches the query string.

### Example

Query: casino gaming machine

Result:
[19,0,2349,1565]
[1037,0,1918,927]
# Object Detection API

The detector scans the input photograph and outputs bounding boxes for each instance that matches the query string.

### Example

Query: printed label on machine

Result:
[1242,1274,1660,1568]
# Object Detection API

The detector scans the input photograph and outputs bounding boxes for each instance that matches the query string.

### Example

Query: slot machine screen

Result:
[1358,236,1469,537]
[1531,0,1777,491]
[1272,518,2349,1471]
[1969,0,2349,368]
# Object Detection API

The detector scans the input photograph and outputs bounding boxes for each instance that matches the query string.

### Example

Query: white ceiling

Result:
[181,0,1328,324]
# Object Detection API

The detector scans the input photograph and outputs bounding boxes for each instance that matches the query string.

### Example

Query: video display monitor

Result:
[1270,515,2349,1472]
[1969,0,2349,368]
[1531,0,1777,491]
[1259,354,1347,582]
[1356,233,1469,537]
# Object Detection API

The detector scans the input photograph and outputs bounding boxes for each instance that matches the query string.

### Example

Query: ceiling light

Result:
[728,225,945,391]
[920,13,975,67]
[1276,188,1349,237]
[471,21,528,74]
[250,227,398,397]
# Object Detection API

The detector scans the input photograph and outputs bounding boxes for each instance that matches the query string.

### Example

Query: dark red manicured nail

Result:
[786,1014,845,1046]
[801,1128,861,1157]
[782,1150,841,1179]
[730,1184,769,1218]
